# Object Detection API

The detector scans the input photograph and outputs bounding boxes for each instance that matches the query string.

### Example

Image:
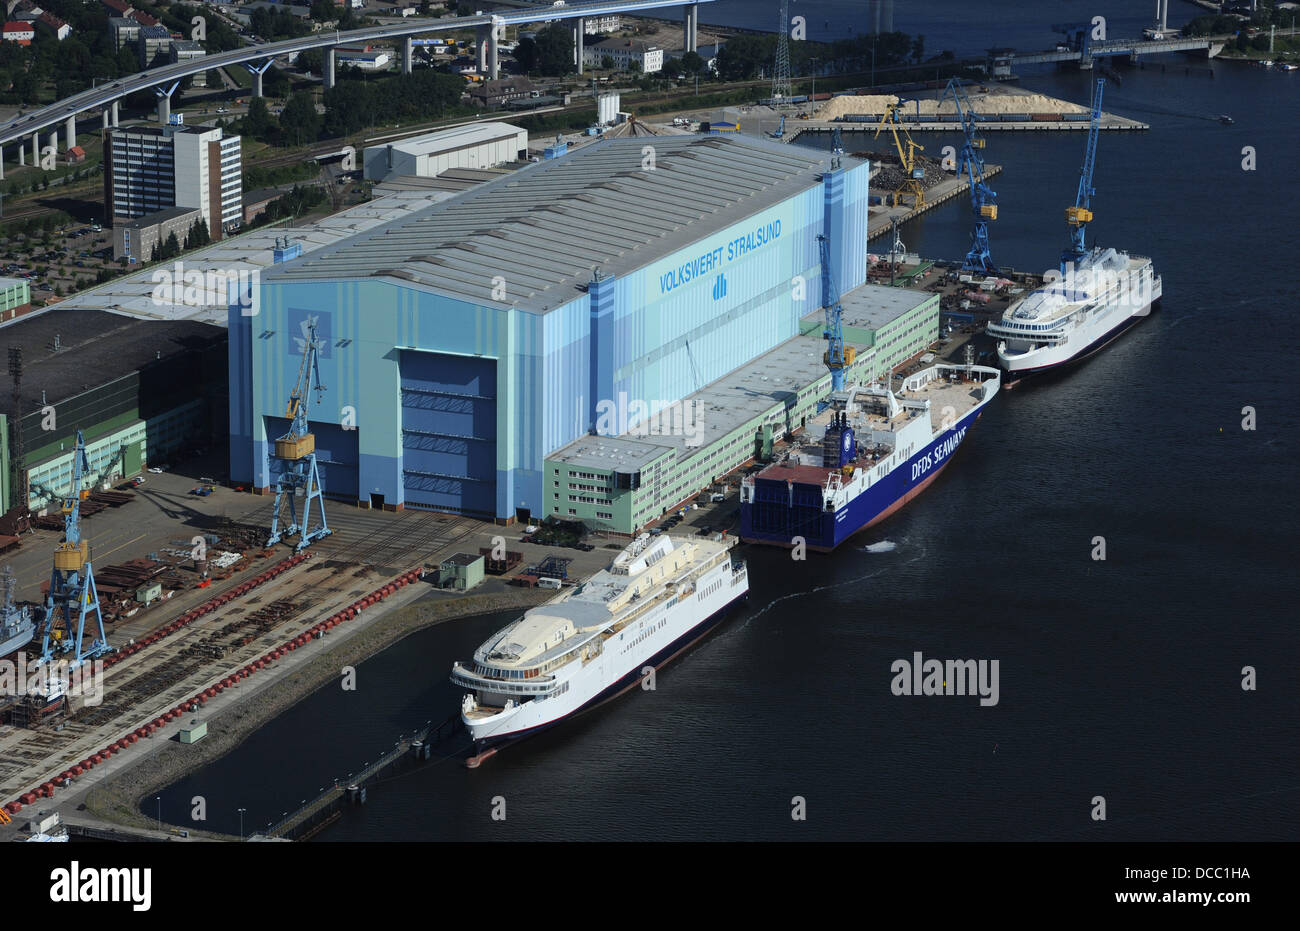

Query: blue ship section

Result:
[741,406,986,550]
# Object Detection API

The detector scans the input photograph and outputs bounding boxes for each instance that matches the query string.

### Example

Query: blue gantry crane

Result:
[940,78,999,273]
[817,233,854,392]
[266,318,332,551]
[1063,78,1105,273]
[38,430,110,669]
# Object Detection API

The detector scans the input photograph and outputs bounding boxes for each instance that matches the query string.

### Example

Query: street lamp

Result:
[238,807,246,841]
[155,796,161,833]
[871,37,877,88]
[808,57,819,116]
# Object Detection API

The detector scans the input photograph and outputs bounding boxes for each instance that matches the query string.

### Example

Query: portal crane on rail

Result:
[1063,78,1105,273]
[266,317,331,551]
[874,100,926,208]
[940,78,998,273]
[37,429,110,668]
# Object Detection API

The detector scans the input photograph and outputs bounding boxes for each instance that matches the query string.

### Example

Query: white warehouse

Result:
[363,123,530,182]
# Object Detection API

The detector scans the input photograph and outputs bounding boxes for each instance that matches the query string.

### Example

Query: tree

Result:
[629,59,642,73]
[160,232,181,260]
[911,34,925,64]
[662,57,682,76]
[681,50,704,74]
[534,23,574,76]
[243,96,273,140]
[183,219,210,250]
[298,48,324,76]
[601,55,614,70]
[280,91,321,145]
[514,36,539,72]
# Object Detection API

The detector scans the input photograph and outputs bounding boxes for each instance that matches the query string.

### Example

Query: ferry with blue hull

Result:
[452,533,748,761]
[740,360,1001,551]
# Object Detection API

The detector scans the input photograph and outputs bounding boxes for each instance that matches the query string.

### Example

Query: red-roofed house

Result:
[1,22,34,45]
[36,11,70,40]
[101,0,133,16]
[131,11,158,26]
[66,145,85,164]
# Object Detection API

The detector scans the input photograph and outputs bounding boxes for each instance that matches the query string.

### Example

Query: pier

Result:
[862,165,1003,242]
[260,715,462,841]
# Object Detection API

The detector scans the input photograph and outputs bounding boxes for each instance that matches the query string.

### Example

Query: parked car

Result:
[147,465,166,473]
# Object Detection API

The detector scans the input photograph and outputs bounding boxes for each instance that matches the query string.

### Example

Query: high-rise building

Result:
[103,124,242,241]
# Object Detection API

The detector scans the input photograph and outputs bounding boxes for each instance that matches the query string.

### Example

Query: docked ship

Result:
[986,246,1161,381]
[0,566,36,658]
[986,78,1161,383]
[451,533,748,754]
[740,358,1001,551]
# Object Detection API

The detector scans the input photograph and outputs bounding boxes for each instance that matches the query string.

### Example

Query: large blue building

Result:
[229,134,871,522]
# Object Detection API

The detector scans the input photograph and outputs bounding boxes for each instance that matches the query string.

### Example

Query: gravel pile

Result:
[853,149,949,194]
[817,92,1087,121]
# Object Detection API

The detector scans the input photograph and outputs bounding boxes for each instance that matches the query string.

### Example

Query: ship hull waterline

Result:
[740,403,989,551]
[465,591,748,765]
[1000,296,1159,389]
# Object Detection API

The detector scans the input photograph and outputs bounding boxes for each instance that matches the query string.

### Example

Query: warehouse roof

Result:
[368,122,526,158]
[266,135,859,314]
[835,283,934,332]
[0,309,223,415]
[53,189,465,323]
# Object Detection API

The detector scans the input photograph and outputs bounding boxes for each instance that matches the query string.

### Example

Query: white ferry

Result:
[986,246,1161,381]
[451,534,748,755]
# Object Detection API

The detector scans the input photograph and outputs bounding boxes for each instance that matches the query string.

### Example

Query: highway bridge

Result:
[0,0,714,173]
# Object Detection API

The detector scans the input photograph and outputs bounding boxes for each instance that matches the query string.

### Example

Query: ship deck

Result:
[755,372,987,486]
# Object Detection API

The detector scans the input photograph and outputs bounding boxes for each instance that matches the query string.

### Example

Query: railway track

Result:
[0,504,483,800]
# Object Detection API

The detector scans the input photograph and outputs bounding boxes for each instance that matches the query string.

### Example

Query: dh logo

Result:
[712,273,727,301]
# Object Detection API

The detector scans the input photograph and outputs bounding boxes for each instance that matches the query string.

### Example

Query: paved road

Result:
[0,0,713,147]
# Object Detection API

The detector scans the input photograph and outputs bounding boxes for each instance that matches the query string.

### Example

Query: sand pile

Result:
[815,92,1088,121]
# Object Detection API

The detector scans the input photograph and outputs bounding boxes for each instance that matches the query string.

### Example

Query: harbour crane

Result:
[1063,78,1105,273]
[768,114,785,139]
[940,78,999,273]
[37,429,110,669]
[266,317,331,551]
[817,234,854,392]
[874,100,926,208]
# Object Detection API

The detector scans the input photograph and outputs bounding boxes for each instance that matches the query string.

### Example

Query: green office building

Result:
[545,284,939,534]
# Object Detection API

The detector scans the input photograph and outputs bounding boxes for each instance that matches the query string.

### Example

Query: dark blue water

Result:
[702,0,1167,57]
[157,13,1300,840]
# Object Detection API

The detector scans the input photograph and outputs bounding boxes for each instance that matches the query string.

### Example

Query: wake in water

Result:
[863,540,898,553]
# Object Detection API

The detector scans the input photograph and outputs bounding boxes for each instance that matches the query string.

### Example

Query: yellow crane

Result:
[874,102,927,209]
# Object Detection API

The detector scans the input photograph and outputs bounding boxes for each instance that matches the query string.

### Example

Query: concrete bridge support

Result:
[573,18,585,74]
[476,26,488,73]
[683,3,698,53]
[111,100,120,127]
[322,47,336,90]
[402,35,413,75]
[246,60,273,97]
[64,115,75,151]
[155,81,180,124]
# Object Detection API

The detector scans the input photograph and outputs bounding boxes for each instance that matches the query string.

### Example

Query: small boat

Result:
[1218,114,1234,125]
